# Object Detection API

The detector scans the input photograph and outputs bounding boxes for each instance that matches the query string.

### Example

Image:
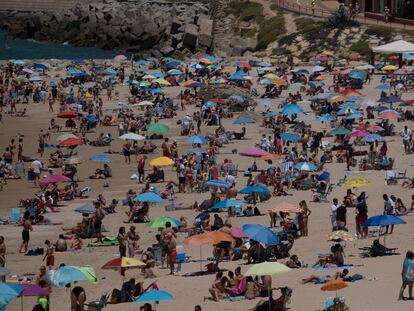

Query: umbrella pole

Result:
[21,296,23,311]
[200,246,202,272]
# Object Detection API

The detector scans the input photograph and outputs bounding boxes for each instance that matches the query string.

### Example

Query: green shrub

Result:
[365,26,393,41]
[295,17,315,31]
[350,40,371,56]
[256,12,286,50]
[230,0,264,22]
[324,6,359,29]
[278,33,297,46]
[270,3,279,11]
[242,28,257,38]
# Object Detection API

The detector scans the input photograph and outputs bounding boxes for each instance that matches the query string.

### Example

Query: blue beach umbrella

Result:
[233,116,255,124]
[133,192,164,203]
[33,63,48,69]
[294,161,317,171]
[349,71,366,80]
[363,133,384,142]
[265,111,278,118]
[364,214,406,226]
[280,132,301,142]
[86,115,98,122]
[239,184,270,194]
[346,113,364,120]
[212,200,245,209]
[188,147,208,154]
[375,84,391,90]
[0,283,23,310]
[90,154,112,163]
[136,290,175,303]
[203,101,216,108]
[242,224,280,245]
[46,266,97,288]
[258,99,274,107]
[166,61,180,68]
[378,96,403,103]
[318,115,336,122]
[187,136,208,144]
[281,104,303,115]
[75,204,96,214]
[135,59,147,65]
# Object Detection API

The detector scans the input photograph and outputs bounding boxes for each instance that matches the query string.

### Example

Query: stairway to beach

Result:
[0,0,77,11]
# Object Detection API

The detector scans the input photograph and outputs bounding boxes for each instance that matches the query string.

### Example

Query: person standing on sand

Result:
[161,221,177,275]
[19,212,33,253]
[137,155,147,183]
[43,240,55,270]
[93,202,105,243]
[398,251,414,300]
[0,236,6,281]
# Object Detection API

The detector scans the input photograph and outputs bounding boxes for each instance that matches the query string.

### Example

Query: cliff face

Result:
[0,0,213,55]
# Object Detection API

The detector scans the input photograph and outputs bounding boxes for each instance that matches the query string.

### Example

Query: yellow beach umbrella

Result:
[322,50,335,56]
[245,262,291,276]
[382,65,398,71]
[263,73,279,80]
[149,156,175,167]
[199,58,213,64]
[272,79,287,86]
[154,79,171,86]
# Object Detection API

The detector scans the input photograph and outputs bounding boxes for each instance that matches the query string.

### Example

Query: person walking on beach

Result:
[398,251,414,300]
[331,198,339,231]
[162,221,177,275]
[19,212,33,253]
[383,194,396,234]
[401,126,411,154]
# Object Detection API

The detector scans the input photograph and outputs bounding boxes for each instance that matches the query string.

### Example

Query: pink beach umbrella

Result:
[230,226,248,238]
[349,130,369,138]
[39,174,71,185]
[239,147,269,157]
[379,110,400,119]
[114,54,127,62]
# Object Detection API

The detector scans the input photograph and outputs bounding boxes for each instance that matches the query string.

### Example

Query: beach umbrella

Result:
[102,257,145,271]
[230,226,248,238]
[294,161,317,172]
[328,230,354,242]
[364,214,406,226]
[242,224,280,245]
[186,136,208,144]
[33,63,48,70]
[294,114,316,122]
[86,115,98,122]
[110,102,129,111]
[245,261,290,276]
[153,79,171,86]
[75,204,96,214]
[149,157,174,167]
[184,231,233,271]
[90,154,112,163]
[375,84,391,90]
[21,283,49,296]
[147,123,170,134]
[363,133,384,142]
[377,96,403,103]
[135,290,175,310]
[167,69,183,76]
[258,99,274,107]
[382,65,398,71]
[56,133,78,142]
[46,266,97,288]
[340,177,369,188]
[321,280,348,296]
[22,68,36,74]
[349,130,369,138]
[318,115,336,122]
[233,116,255,125]
[57,111,77,119]
[405,99,414,106]
[364,125,384,133]
[372,105,388,112]
[265,111,278,118]
[239,147,268,157]
[289,82,304,90]
[188,147,208,154]
[330,128,351,136]
[186,81,205,88]
[261,153,282,161]
[211,199,245,209]
[341,89,362,97]
[378,110,400,119]
[40,174,71,185]
[65,156,83,165]
[0,283,23,310]
[119,133,145,141]
[239,184,270,194]
[134,101,154,107]
[281,104,303,115]
[146,216,180,228]
[268,202,301,213]
[139,80,151,87]
[204,179,230,189]
[349,71,366,80]
[29,76,43,82]
[134,192,163,204]
[312,65,325,72]
[59,138,83,146]
[280,132,301,142]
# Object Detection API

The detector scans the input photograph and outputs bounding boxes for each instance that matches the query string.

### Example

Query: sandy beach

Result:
[1,56,414,311]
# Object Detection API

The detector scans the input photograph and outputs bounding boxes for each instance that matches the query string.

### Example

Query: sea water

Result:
[0,31,123,60]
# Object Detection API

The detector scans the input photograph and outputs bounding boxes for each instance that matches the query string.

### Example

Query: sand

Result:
[1,60,414,311]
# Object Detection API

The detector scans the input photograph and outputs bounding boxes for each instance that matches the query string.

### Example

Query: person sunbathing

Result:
[402,177,414,189]
[207,273,228,301]
[302,269,350,284]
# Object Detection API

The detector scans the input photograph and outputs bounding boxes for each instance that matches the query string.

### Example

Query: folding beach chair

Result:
[385,171,398,185]
[9,208,21,224]
[85,293,109,311]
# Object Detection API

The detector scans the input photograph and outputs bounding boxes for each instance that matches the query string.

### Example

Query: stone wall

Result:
[0,0,214,57]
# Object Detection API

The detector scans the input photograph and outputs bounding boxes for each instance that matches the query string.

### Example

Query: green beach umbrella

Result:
[147,123,170,134]
[146,216,180,229]
[139,80,151,87]
[330,128,351,136]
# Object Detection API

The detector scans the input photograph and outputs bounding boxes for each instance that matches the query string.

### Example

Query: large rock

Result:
[198,17,213,48]
[182,24,198,52]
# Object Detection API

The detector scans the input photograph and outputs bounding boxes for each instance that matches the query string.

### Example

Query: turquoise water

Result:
[0,31,122,60]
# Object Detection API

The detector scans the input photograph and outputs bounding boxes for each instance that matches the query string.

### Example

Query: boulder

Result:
[182,23,198,52]
[198,17,213,48]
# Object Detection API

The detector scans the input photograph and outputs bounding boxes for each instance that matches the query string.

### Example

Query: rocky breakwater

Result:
[0,0,214,55]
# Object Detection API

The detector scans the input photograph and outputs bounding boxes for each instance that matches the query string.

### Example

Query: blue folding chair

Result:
[9,208,21,224]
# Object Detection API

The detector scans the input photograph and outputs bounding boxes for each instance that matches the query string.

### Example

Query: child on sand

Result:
[43,240,55,270]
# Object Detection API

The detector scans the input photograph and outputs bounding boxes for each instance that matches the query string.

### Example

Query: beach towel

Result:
[312,265,353,271]
[229,296,245,302]
[87,237,119,247]
[398,212,414,216]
